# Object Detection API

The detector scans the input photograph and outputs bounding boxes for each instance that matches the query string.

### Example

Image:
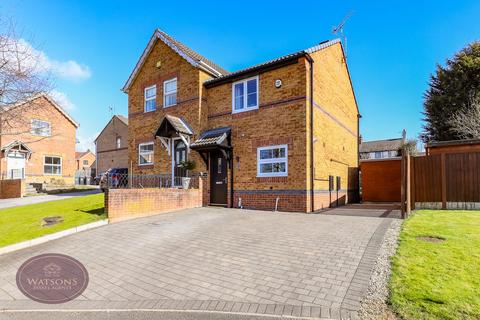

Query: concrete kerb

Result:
[0,220,108,256]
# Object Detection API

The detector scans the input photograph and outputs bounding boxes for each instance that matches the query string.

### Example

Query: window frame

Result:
[83,160,89,166]
[31,119,51,137]
[144,85,157,112]
[138,142,154,166]
[163,77,177,108]
[257,144,288,177]
[43,156,62,175]
[232,75,259,114]
[116,137,121,149]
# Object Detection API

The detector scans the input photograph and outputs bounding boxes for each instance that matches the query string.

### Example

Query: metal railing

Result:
[104,173,200,189]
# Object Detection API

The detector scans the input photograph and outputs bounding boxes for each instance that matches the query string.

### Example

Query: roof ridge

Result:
[204,38,342,86]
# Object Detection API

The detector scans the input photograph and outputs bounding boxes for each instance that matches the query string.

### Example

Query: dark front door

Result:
[173,140,187,185]
[210,151,227,205]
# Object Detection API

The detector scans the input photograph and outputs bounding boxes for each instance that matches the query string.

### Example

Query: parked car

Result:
[100,168,128,191]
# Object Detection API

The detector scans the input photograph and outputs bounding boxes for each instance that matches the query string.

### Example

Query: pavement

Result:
[0,205,399,319]
[0,189,101,210]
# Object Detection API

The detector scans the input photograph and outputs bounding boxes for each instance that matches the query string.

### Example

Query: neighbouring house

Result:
[425,139,480,155]
[95,115,129,175]
[359,137,405,160]
[76,149,96,170]
[0,93,78,186]
[75,149,96,184]
[122,29,359,212]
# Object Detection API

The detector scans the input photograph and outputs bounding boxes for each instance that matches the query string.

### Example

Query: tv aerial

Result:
[332,11,354,61]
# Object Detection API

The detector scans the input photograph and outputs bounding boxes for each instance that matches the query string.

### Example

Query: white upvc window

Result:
[44,156,62,175]
[257,144,288,177]
[163,78,177,108]
[144,85,156,112]
[116,137,121,149]
[31,119,51,136]
[138,142,154,165]
[232,76,258,113]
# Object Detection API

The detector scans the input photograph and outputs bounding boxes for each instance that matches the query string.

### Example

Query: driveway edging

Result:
[0,219,108,256]
[340,218,393,312]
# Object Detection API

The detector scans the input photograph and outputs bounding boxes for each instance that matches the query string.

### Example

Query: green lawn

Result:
[390,210,480,320]
[0,193,105,248]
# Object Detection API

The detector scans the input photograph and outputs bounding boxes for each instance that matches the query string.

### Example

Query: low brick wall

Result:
[0,179,25,199]
[105,177,207,223]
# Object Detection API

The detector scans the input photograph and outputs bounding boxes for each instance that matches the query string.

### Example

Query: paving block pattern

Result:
[0,207,395,319]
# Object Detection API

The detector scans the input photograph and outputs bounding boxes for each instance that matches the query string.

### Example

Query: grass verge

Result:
[390,210,480,319]
[0,193,105,248]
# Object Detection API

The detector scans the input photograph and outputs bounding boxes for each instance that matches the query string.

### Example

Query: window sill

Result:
[143,109,156,113]
[232,106,259,114]
[256,174,288,178]
[138,163,154,167]
[163,103,177,109]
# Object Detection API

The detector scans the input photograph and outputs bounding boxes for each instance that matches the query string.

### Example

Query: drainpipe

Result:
[306,53,315,213]
[357,114,362,202]
[230,150,234,208]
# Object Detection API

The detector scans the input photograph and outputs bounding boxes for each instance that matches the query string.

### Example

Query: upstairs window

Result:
[139,142,154,165]
[257,145,288,177]
[31,119,51,136]
[83,160,89,165]
[116,137,121,149]
[144,85,156,112]
[232,76,258,113]
[163,78,177,108]
[44,156,62,175]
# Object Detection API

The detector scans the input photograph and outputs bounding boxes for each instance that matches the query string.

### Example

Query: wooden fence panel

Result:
[412,155,442,202]
[445,153,480,202]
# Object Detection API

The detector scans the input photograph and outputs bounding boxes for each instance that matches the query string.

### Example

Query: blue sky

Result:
[2,0,480,150]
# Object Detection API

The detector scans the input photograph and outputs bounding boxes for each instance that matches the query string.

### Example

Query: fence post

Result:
[406,153,411,217]
[441,153,447,209]
[401,152,406,218]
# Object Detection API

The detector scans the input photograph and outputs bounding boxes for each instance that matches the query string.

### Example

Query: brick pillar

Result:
[199,175,209,206]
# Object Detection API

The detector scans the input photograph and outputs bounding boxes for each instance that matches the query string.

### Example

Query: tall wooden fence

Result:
[402,152,480,215]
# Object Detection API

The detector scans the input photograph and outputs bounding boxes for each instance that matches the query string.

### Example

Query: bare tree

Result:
[449,92,480,140]
[402,139,418,156]
[0,17,52,136]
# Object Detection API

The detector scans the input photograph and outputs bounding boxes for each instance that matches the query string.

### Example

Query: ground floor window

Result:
[257,144,288,177]
[44,156,62,175]
[139,142,154,165]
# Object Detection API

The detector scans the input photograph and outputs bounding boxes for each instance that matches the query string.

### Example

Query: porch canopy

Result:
[155,115,194,154]
[190,126,232,165]
[1,140,32,157]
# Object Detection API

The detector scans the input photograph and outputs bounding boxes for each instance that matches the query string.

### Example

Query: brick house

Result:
[359,138,405,160]
[76,150,96,170]
[123,29,359,212]
[0,93,78,185]
[94,115,129,175]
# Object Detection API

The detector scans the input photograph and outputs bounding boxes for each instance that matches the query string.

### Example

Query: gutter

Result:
[305,53,315,212]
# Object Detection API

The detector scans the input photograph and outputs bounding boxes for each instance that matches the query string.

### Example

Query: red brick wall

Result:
[0,95,77,185]
[0,179,25,199]
[106,177,207,222]
[360,159,401,202]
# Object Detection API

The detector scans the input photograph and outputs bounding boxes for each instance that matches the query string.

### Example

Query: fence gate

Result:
[360,158,402,202]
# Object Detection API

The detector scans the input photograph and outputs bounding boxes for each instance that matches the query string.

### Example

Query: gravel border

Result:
[358,219,403,319]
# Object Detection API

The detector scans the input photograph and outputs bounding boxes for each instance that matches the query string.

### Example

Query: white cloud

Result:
[76,132,98,153]
[9,38,91,82]
[49,90,76,111]
[50,60,91,81]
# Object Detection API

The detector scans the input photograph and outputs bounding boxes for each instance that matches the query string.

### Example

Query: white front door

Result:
[7,151,26,179]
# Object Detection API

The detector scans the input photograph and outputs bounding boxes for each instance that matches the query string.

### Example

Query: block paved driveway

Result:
[0,206,398,319]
